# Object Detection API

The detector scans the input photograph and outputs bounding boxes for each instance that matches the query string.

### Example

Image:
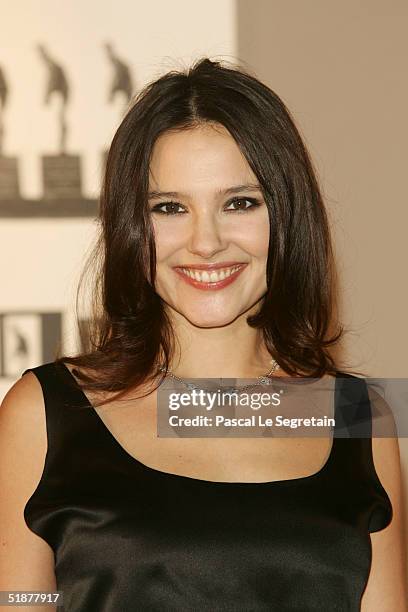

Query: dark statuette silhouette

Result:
[0,64,8,154]
[37,44,69,153]
[37,44,82,200]
[104,42,133,104]
[0,63,21,199]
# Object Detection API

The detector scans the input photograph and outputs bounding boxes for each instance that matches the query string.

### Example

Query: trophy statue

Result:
[0,64,21,200]
[105,42,133,104]
[38,44,82,200]
[101,42,135,177]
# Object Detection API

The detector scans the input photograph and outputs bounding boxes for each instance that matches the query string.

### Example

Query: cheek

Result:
[151,222,182,261]
[238,215,270,257]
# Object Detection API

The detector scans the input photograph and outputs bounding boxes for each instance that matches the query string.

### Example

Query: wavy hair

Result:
[56,57,361,406]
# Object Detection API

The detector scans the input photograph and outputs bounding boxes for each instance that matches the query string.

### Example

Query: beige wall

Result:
[237,0,407,567]
[0,0,236,394]
[0,0,236,199]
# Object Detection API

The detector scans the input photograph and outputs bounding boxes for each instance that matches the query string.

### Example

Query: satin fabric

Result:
[22,363,392,611]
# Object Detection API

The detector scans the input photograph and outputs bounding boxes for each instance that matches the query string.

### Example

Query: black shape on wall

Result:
[0,310,63,378]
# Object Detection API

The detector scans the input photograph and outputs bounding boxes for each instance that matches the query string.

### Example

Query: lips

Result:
[173,263,247,291]
[174,261,246,271]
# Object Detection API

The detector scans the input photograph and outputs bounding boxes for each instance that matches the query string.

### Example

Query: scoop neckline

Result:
[59,361,341,487]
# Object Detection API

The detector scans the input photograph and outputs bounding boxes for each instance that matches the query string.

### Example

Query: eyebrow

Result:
[147,183,263,200]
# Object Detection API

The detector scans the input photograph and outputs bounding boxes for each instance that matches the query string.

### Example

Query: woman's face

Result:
[148,122,270,328]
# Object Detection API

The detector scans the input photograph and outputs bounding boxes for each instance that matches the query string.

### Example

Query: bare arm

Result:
[360,434,407,610]
[0,373,57,611]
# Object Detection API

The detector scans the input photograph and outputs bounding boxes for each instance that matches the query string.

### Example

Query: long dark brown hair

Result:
[55,57,363,407]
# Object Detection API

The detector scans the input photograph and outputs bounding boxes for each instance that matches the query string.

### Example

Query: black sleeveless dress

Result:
[21,362,392,612]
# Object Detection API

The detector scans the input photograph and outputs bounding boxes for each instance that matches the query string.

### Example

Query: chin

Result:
[180,309,244,329]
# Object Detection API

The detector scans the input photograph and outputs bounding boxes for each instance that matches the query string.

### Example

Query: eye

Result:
[150,201,186,215]
[224,197,261,213]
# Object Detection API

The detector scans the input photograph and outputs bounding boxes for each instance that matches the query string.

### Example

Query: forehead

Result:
[148,123,256,190]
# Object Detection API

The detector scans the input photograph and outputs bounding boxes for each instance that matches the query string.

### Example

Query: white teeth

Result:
[179,265,243,283]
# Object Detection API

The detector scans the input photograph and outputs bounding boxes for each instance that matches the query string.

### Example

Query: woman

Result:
[0,58,406,611]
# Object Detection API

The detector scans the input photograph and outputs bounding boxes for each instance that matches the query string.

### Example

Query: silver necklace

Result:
[158,358,280,394]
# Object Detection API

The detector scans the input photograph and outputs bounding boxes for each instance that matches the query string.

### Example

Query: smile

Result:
[173,264,247,290]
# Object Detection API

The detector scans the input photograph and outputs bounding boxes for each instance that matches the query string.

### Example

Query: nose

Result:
[187,210,228,259]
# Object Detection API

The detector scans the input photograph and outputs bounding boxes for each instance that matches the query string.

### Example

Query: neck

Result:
[162,308,284,380]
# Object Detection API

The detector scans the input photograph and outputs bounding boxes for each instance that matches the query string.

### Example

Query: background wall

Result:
[237,0,407,565]
[0,0,406,576]
[1,0,236,199]
[0,0,236,379]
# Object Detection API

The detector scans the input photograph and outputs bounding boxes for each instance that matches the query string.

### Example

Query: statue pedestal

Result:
[0,155,20,199]
[42,153,82,199]
[100,149,109,182]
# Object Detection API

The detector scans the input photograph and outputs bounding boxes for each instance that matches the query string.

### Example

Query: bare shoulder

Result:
[0,372,56,593]
[0,372,48,476]
[0,372,48,477]
[361,387,407,610]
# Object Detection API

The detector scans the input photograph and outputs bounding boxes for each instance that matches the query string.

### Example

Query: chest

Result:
[91,391,335,483]
[49,468,370,612]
